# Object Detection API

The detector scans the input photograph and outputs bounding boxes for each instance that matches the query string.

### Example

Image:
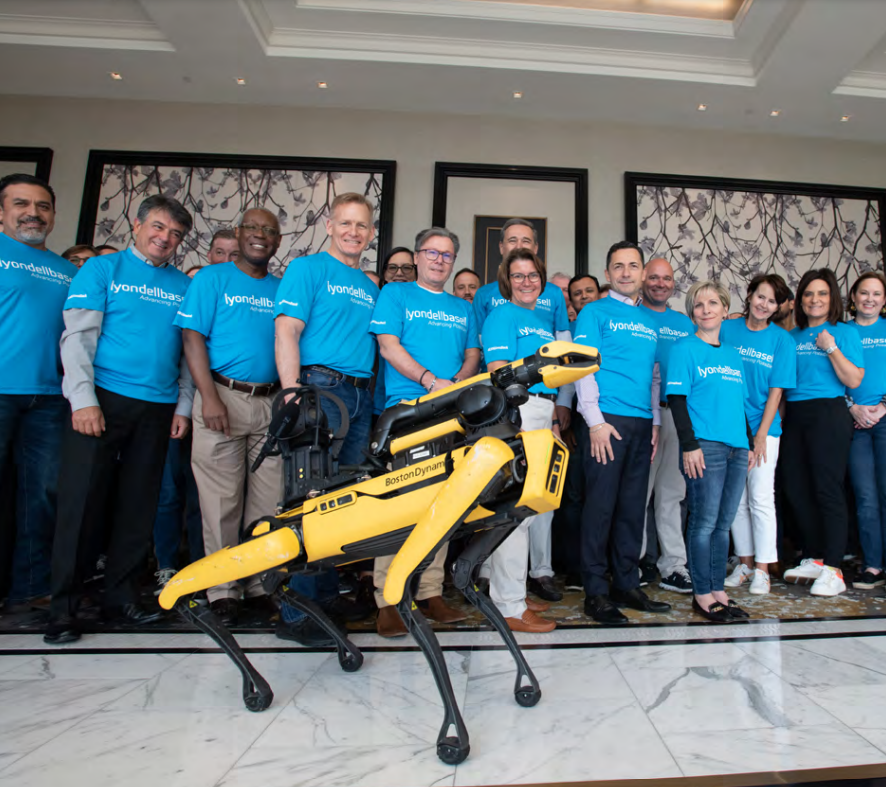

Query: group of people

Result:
[2,171,884,647]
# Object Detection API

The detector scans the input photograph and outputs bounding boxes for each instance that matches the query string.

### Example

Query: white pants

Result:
[641,407,688,576]
[490,396,555,619]
[731,435,780,564]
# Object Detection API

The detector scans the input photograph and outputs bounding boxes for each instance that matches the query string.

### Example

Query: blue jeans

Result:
[848,419,886,571]
[0,394,67,602]
[280,371,372,624]
[153,434,204,570]
[682,439,748,595]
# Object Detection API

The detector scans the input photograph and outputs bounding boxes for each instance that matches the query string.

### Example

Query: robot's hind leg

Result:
[452,529,542,709]
[274,584,364,673]
[397,585,471,766]
[174,598,274,711]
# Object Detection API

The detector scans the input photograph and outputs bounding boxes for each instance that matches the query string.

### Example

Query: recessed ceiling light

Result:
[513,91,523,99]
[840,114,852,122]
[317,81,328,89]
[697,103,708,112]
[235,77,246,86]
[109,72,123,81]
[769,109,781,117]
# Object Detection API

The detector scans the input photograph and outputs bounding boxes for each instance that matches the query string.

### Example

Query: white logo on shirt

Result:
[697,364,742,381]
[518,326,554,340]
[110,280,183,304]
[406,308,467,326]
[223,293,275,311]
[0,258,72,285]
[659,326,689,338]
[735,345,774,366]
[609,319,657,340]
[327,281,374,307]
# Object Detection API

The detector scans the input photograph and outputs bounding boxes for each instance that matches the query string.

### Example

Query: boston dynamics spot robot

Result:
[159,341,600,764]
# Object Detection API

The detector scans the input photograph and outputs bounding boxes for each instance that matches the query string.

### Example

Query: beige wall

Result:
[3,94,886,277]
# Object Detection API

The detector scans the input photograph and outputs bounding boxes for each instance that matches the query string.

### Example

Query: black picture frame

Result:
[472,215,548,286]
[76,150,397,270]
[0,146,54,182]
[432,162,589,275]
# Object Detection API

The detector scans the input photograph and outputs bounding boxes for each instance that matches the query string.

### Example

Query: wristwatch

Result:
[824,345,837,355]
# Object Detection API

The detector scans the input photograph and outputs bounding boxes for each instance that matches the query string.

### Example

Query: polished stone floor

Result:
[3,617,886,786]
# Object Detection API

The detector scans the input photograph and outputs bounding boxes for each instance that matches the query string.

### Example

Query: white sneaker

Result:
[810,565,846,597]
[749,569,770,595]
[154,568,177,596]
[783,558,824,586]
[724,563,754,588]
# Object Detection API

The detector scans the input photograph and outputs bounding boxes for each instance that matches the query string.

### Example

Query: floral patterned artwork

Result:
[634,185,884,310]
[90,164,385,275]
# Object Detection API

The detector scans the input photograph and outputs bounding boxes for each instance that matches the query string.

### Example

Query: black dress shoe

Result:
[527,575,563,602]
[692,597,732,623]
[209,598,240,627]
[44,617,81,644]
[322,594,372,623]
[276,618,339,646]
[725,599,750,619]
[102,603,165,626]
[583,594,629,624]
[611,587,672,613]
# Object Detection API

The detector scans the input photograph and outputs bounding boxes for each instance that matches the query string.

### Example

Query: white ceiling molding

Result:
[265,29,755,85]
[239,0,272,50]
[295,0,738,38]
[834,72,886,100]
[0,13,174,51]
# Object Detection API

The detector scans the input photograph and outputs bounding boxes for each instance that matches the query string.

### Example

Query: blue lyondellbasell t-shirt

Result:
[0,232,77,395]
[482,301,556,395]
[474,281,569,337]
[847,318,886,406]
[786,321,864,402]
[370,281,480,407]
[573,296,659,418]
[174,261,280,384]
[64,248,190,404]
[640,304,694,391]
[275,251,378,378]
[666,335,750,449]
[720,318,797,437]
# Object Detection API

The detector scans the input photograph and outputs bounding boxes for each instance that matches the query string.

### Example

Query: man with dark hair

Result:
[95,244,119,256]
[573,241,672,623]
[452,267,480,303]
[61,244,98,269]
[0,173,76,614]
[568,274,600,315]
[207,229,239,265]
[45,194,195,644]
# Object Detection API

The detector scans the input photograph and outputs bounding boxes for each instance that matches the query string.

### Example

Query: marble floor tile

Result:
[662,723,886,776]
[251,650,470,749]
[106,651,332,711]
[0,655,39,676]
[2,652,188,681]
[0,677,144,756]
[619,658,837,735]
[464,647,632,707]
[217,744,457,787]
[0,708,278,787]
[800,682,886,730]
[608,642,749,671]
[454,697,682,785]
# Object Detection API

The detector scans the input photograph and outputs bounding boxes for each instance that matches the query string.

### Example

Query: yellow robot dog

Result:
[159,341,600,765]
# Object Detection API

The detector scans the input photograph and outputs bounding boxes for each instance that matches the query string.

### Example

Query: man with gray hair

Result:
[368,226,480,635]
[46,194,195,643]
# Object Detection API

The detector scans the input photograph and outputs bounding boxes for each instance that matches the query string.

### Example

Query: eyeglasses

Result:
[510,272,541,283]
[240,223,280,238]
[67,255,93,264]
[419,249,455,264]
[387,264,416,274]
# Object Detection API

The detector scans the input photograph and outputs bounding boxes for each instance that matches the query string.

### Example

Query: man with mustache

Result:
[0,174,76,615]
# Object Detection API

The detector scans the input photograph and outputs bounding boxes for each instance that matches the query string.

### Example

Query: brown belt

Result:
[211,371,279,397]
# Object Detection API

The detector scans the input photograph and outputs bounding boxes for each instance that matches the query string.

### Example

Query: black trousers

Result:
[50,387,175,617]
[552,405,588,578]
[580,413,653,596]
[780,397,853,568]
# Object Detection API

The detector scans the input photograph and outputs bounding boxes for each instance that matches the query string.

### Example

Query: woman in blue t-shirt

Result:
[482,248,559,636]
[721,274,796,596]
[781,268,864,597]
[666,280,755,623]
[846,271,886,590]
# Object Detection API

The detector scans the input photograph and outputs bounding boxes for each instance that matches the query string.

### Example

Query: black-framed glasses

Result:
[387,264,416,274]
[419,249,455,264]
[240,223,280,238]
[510,272,541,283]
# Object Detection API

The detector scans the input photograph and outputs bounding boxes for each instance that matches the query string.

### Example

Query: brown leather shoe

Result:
[376,605,408,638]
[420,595,468,624]
[505,609,556,633]
[525,596,550,613]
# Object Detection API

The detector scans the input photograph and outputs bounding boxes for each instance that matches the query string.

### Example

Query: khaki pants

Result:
[191,383,283,603]
[374,546,447,609]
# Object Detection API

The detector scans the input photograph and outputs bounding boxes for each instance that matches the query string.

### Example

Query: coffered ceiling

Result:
[1,0,885,142]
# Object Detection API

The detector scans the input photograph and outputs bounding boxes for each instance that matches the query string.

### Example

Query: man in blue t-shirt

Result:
[0,174,76,614]
[46,195,195,644]
[174,208,282,627]
[274,192,380,645]
[639,258,695,595]
[368,227,479,636]
[573,241,672,624]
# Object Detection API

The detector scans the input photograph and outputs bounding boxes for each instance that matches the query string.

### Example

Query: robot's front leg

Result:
[452,529,542,708]
[174,598,274,711]
[397,583,470,766]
